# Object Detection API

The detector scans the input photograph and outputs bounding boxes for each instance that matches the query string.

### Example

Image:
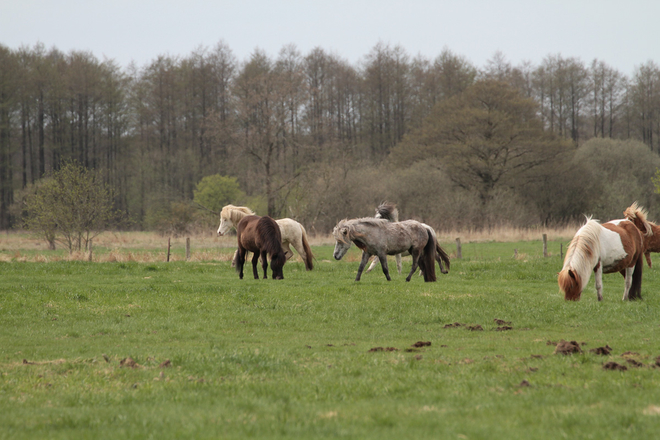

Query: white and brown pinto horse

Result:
[558,214,649,301]
[217,205,314,270]
[332,218,437,282]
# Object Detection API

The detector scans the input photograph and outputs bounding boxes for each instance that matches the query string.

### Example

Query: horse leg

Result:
[396,253,402,274]
[236,247,246,279]
[594,264,603,301]
[406,252,420,282]
[377,252,392,281]
[260,250,269,279]
[355,252,371,281]
[628,254,644,300]
[251,252,260,279]
[366,255,378,273]
[282,241,294,260]
[621,267,635,301]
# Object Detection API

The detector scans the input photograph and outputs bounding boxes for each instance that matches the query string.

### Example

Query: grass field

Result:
[1,233,660,439]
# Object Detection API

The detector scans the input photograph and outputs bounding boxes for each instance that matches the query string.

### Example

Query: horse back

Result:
[601,220,644,273]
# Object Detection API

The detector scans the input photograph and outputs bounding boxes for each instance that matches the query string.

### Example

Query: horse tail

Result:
[435,243,451,274]
[420,229,437,282]
[257,216,286,276]
[628,253,644,300]
[299,224,314,271]
[558,268,582,301]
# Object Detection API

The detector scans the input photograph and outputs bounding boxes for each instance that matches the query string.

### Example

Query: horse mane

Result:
[623,201,653,236]
[558,218,602,300]
[222,205,255,226]
[256,216,285,259]
[375,202,399,222]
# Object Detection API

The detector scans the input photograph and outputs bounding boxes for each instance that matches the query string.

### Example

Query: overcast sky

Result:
[2,0,659,76]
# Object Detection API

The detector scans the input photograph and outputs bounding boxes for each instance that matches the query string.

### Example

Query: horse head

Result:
[332,221,353,260]
[217,211,233,236]
[217,205,255,235]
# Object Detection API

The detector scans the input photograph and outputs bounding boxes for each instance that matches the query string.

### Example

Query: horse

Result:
[623,202,656,267]
[557,215,647,301]
[234,215,287,280]
[365,202,450,275]
[217,205,314,270]
[332,217,437,282]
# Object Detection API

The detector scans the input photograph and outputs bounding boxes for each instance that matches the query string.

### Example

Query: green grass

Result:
[1,240,660,439]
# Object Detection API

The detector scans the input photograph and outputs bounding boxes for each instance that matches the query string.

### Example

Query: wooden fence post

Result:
[543,234,548,258]
[456,238,462,259]
[186,237,191,261]
[88,239,93,262]
[167,237,171,262]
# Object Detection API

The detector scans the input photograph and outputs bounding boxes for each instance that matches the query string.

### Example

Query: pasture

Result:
[1,234,660,439]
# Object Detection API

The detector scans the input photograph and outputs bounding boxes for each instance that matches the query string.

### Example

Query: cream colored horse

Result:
[217,205,314,270]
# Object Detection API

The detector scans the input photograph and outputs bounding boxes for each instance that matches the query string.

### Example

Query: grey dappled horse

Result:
[332,217,437,282]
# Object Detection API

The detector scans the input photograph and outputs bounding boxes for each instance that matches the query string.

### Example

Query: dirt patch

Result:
[159,359,171,368]
[368,347,398,352]
[621,351,641,357]
[626,359,644,368]
[120,357,140,368]
[412,341,432,347]
[494,319,512,325]
[603,362,627,371]
[467,325,483,331]
[589,345,612,355]
[553,340,582,355]
[443,322,464,328]
[531,354,544,359]
[519,380,531,387]
[495,326,513,331]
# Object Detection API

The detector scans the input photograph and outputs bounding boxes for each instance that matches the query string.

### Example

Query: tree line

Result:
[1,41,660,233]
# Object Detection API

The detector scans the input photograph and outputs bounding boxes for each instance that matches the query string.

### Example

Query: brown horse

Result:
[234,215,286,280]
[558,216,646,301]
[623,202,656,267]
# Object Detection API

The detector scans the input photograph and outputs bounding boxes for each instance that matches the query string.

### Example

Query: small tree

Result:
[24,162,117,253]
[193,174,244,213]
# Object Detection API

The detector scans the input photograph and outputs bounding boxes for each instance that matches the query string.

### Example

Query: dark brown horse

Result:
[234,215,286,280]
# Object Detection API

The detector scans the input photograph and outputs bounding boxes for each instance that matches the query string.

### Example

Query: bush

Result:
[23,162,118,252]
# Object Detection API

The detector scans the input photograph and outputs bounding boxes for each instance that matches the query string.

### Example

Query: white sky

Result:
[2,0,658,76]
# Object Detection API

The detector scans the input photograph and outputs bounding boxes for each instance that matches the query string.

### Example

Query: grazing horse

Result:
[332,218,437,282]
[366,202,450,275]
[623,202,656,268]
[217,205,314,270]
[235,215,286,280]
[558,216,646,301]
